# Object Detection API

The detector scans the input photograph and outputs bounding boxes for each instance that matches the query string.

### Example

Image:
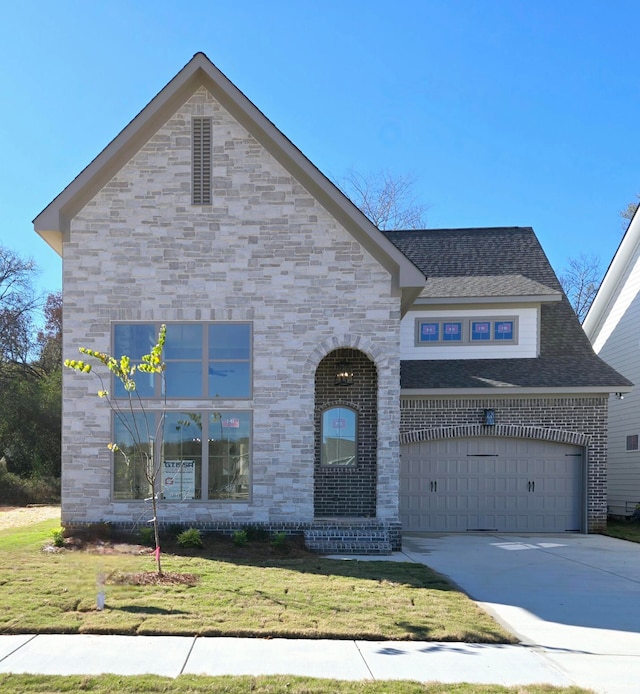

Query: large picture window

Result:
[113,322,252,398]
[112,410,251,501]
[415,317,518,346]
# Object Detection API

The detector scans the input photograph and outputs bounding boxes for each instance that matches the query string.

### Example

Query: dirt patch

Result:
[0,505,60,531]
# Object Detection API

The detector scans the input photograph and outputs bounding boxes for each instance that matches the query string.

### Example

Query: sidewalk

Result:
[0,633,573,687]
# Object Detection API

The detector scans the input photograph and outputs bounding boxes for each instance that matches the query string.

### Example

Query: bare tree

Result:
[0,246,39,369]
[621,193,640,228]
[333,169,428,230]
[559,254,602,323]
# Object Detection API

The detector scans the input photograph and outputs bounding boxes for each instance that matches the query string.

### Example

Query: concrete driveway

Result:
[402,532,640,692]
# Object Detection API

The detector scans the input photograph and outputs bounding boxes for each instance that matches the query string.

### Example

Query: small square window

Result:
[419,322,440,342]
[443,322,462,342]
[471,321,491,341]
[627,435,638,451]
[494,321,514,341]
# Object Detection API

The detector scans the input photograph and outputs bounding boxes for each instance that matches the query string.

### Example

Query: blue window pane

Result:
[471,321,491,341]
[443,322,462,342]
[113,324,156,397]
[322,407,357,467]
[165,324,202,360]
[208,362,251,398]
[209,324,250,360]
[419,322,439,342]
[165,362,203,397]
[494,321,514,340]
[114,324,156,357]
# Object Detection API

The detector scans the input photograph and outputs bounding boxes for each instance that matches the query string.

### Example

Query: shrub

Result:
[0,465,60,505]
[233,529,248,547]
[51,527,65,547]
[177,527,203,549]
[271,531,288,550]
[139,527,155,546]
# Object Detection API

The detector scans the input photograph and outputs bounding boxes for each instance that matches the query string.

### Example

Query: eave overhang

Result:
[401,385,633,397]
[410,293,561,306]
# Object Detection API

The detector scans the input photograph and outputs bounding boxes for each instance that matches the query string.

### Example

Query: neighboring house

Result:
[34,53,630,552]
[583,209,640,518]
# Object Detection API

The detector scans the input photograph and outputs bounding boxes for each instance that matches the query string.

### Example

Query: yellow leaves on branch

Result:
[63,324,167,392]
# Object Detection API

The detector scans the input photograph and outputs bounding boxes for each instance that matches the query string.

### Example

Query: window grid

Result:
[112,322,252,399]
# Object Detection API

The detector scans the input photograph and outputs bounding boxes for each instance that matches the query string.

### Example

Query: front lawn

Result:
[603,519,640,543]
[0,519,513,643]
[0,674,593,694]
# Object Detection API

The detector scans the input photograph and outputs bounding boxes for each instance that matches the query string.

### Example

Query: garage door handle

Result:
[430,481,437,492]
[528,480,535,492]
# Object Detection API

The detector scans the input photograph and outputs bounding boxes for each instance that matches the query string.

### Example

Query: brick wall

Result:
[314,349,377,517]
[400,396,609,531]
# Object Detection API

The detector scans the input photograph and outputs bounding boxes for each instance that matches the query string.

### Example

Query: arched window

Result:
[321,406,357,467]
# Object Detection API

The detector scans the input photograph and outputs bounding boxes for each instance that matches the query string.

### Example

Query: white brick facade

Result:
[61,87,402,528]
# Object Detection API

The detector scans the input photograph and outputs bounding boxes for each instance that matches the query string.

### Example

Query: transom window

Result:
[321,406,357,467]
[113,410,251,501]
[113,322,252,398]
[416,317,518,346]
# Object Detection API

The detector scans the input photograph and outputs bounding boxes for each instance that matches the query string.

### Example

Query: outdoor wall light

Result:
[335,361,354,386]
[615,393,625,400]
[483,408,496,426]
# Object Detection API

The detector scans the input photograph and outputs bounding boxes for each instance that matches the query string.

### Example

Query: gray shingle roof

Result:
[383,227,632,391]
[418,274,559,300]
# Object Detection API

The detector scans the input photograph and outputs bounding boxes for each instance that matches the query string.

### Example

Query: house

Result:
[583,209,640,518]
[34,53,630,552]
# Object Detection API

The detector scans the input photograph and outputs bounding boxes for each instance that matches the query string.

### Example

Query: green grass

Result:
[0,519,513,643]
[602,519,640,543]
[0,674,594,694]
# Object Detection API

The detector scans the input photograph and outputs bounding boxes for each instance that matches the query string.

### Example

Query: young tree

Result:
[333,169,428,230]
[65,325,167,574]
[559,254,602,323]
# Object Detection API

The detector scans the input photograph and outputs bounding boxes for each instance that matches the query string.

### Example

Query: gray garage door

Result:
[400,437,584,532]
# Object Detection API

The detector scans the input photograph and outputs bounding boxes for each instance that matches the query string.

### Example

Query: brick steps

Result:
[304,523,393,555]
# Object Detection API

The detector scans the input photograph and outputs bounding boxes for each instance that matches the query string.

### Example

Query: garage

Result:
[400,437,584,532]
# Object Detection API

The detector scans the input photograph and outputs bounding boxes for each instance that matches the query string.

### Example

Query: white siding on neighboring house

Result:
[400,307,538,360]
[590,249,640,515]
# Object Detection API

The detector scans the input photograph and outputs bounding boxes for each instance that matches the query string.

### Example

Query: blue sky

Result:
[1,1,639,295]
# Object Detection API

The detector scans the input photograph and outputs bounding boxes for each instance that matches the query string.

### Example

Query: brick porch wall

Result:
[314,349,377,517]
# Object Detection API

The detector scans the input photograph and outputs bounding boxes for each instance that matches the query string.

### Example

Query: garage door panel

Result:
[400,437,583,533]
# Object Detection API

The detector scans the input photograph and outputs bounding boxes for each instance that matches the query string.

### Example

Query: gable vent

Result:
[192,117,212,205]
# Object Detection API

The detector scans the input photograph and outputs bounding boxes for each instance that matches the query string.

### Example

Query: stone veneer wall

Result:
[61,86,402,530]
[314,348,377,517]
[400,396,609,531]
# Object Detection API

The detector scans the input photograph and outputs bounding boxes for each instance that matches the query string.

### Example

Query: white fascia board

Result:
[583,207,640,341]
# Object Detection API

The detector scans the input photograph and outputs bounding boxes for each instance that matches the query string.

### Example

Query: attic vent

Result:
[192,117,212,205]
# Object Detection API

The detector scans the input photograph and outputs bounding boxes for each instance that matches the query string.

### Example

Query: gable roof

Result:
[383,227,632,393]
[583,206,640,348]
[33,52,425,314]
